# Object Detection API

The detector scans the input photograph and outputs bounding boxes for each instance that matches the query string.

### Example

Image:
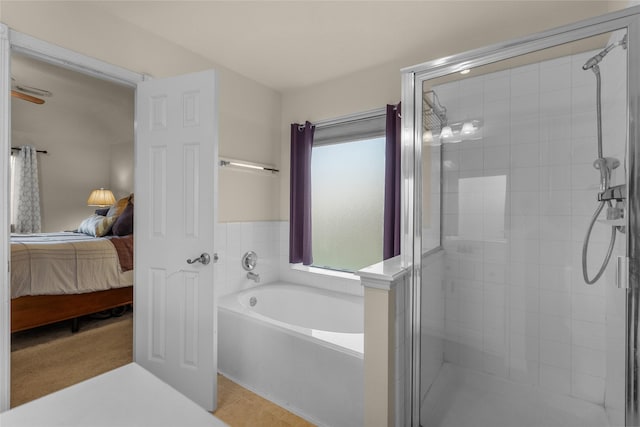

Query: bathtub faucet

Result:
[247,271,260,283]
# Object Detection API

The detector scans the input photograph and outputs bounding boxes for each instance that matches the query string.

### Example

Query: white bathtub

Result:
[218,282,364,427]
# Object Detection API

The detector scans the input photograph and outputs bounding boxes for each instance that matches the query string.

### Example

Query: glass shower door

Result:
[414,28,629,427]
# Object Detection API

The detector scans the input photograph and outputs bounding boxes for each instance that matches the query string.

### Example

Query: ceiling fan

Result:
[10,78,52,105]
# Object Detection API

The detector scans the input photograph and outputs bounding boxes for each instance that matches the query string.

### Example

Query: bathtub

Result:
[218,282,364,427]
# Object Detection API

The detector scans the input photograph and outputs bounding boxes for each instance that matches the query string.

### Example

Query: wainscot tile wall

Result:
[215,221,363,300]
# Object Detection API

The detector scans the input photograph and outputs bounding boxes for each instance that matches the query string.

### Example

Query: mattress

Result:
[10,232,133,298]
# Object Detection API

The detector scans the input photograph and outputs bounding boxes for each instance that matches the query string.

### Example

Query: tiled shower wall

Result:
[435,41,627,405]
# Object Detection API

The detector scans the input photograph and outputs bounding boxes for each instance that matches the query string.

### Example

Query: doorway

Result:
[0,24,145,411]
[1,24,218,413]
[9,51,135,407]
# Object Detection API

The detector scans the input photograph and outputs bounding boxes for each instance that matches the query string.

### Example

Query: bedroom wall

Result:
[110,142,134,200]
[10,52,135,233]
[1,1,282,224]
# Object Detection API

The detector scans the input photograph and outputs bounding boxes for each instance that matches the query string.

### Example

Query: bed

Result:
[10,196,134,333]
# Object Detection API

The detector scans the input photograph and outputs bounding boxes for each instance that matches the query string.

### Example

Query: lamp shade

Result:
[87,188,116,207]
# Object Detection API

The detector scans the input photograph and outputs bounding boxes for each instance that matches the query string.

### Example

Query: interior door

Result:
[134,70,218,411]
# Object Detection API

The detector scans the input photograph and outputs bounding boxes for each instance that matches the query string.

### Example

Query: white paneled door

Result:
[135,70,218,411]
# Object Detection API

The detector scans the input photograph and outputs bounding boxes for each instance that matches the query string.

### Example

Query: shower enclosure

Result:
[402,6,640,427]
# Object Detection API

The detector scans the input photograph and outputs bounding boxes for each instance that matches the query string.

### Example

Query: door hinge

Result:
[616,256,629,289]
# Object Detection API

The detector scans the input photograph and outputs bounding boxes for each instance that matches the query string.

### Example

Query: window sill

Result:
[289,263,361,282]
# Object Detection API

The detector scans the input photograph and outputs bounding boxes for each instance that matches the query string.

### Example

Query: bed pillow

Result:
[111,202,133,236]
[77,214,117,237]
[106,195,131,218]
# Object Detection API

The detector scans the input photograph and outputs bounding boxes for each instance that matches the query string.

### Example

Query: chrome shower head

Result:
[582,35,627,71]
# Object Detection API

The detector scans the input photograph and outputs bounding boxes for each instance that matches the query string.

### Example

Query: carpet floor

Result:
[11,313,133,408]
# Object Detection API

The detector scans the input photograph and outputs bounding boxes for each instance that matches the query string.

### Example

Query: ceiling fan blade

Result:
[11,90,45,105]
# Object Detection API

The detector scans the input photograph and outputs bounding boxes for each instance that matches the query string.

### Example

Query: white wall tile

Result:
[509,239,540,265]
[539,265,572,293]
[484,71,510,103]
[510,285,539,314]
[436,46,624,407]
[540,363,571,395]
[573,320,606,351]
[509,358,539,385]
[539,165,571,191]
[511,168,540,191]
[540,314,571,343]
[540,57,571,93]
[540,216,572,242]
[571,163,600,191]
[511,191,539,216]
[540,339,571,369]
[511,144,540,168]
[511,65,540,97]
[573,346,606,378]
[539,138,571,166]
[509,215,540,240]
[540,114,572,145]
[483,263,506,284]
[539,240,573,266]
[510,118,540,146]
[572,372,605,404]
[571,112,598,140]
[483,146,510,170]
[540,289,571,318]
[510,309,539,337]
[571,137,599,165]
[510,333,539,360]
[539,191,572,216]
[572,293,606,323]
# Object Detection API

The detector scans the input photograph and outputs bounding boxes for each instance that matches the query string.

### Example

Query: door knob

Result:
[187,253,211,265]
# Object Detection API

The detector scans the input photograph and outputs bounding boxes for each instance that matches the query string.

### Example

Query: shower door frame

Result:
[401,5,640,427]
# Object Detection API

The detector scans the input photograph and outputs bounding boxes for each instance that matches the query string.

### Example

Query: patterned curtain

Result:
[13,145,41,233]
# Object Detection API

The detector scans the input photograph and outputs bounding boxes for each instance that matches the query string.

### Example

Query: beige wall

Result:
[277,2,628,221]
[10,50,135,233]
[1,1,282,223]
[110,142,134,201]
[279,61,402,220]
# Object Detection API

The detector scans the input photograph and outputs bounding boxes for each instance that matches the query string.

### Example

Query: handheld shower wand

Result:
[581,34,627,285]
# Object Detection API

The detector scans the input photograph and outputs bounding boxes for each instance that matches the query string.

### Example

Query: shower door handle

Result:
[617,256,629,289]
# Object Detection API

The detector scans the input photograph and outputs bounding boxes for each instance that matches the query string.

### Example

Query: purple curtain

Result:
[289,121,315,265]
[383,103,401,260]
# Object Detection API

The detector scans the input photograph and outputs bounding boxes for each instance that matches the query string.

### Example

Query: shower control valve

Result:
[598,184,626,202]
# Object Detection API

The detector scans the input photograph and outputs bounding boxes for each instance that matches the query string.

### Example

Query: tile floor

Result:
[421,363,611,427]
[214,375,315,427]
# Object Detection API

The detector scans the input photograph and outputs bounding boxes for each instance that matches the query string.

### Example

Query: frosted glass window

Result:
[311,137,385,272]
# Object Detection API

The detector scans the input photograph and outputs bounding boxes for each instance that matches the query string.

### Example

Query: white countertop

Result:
[1,363,227,427]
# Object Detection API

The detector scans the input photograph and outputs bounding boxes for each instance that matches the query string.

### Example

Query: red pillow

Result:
[111,202,134,236]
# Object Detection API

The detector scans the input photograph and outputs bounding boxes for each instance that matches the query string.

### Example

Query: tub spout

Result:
[247,271,260,283]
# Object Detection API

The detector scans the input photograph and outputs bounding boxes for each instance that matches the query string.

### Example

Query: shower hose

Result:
[582,200,617,285]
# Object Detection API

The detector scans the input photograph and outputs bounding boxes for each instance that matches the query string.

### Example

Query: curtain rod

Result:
[309,106,388,129]
[11,147,48,154]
